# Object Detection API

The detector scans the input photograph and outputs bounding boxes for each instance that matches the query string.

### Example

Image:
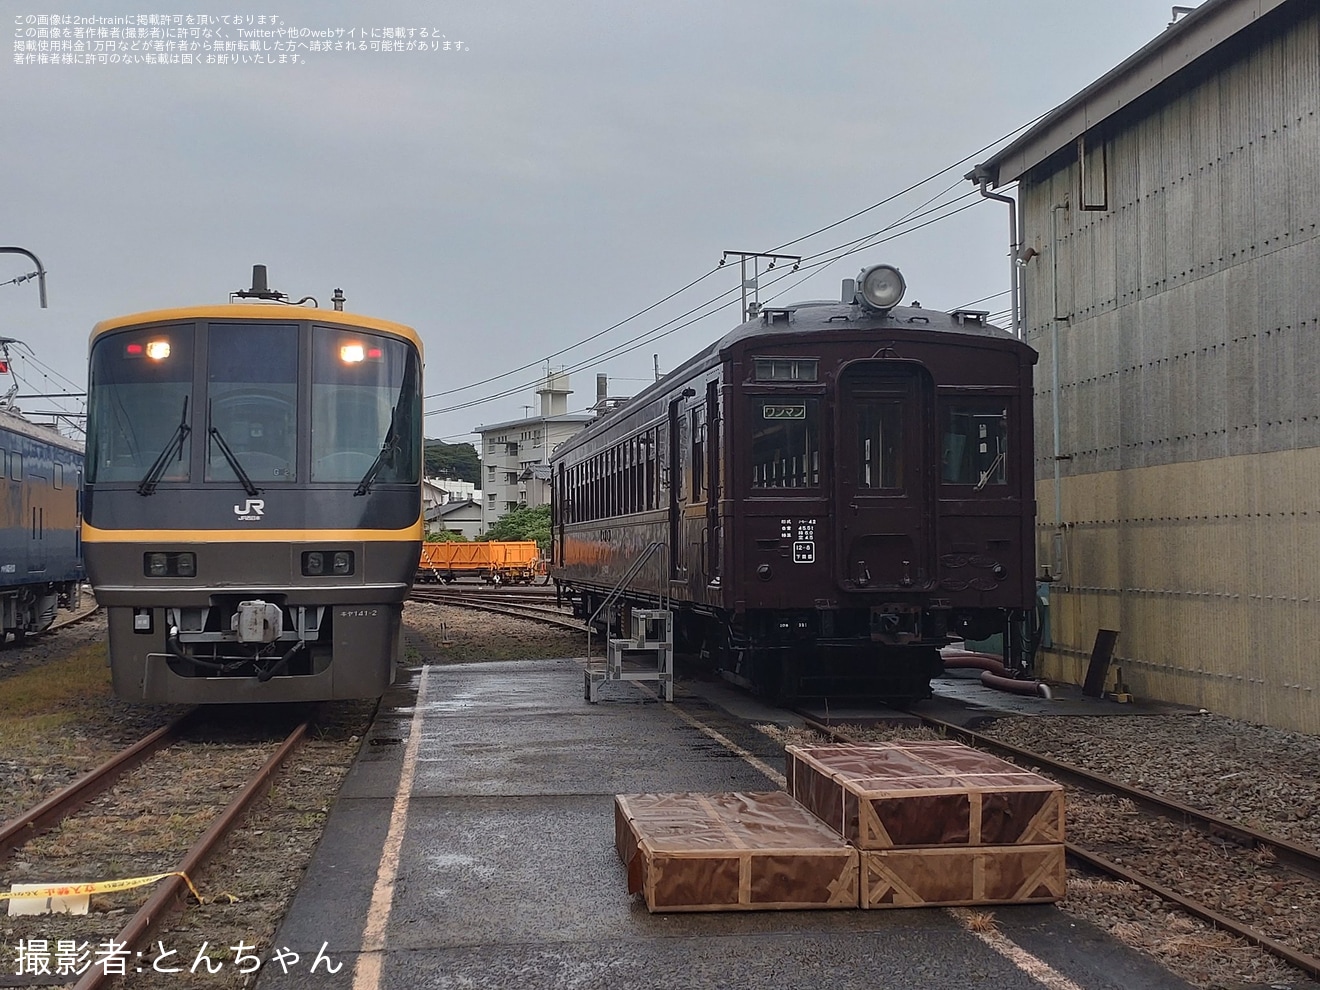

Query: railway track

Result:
[802,713,1320,981]
[410,586,586,633]
[2,709,314,986]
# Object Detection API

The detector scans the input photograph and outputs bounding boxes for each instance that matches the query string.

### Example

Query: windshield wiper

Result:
[209,423,260,498]
[354,408,397,497]
[137,397,191,496]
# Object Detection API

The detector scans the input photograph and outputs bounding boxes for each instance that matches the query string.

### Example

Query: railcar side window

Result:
[311,327,421,484]
[942,404,1008,487]
[206,323,298,483]
[751,398,819,489]
[856,400,903,489]
[86,325,195,484]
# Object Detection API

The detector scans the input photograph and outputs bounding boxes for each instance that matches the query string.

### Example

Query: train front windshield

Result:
[87,321,421,488]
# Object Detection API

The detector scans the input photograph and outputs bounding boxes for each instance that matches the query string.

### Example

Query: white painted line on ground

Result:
[351,664,432,990]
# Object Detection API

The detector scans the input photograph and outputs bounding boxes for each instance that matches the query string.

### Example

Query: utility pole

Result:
[719,250,802,321]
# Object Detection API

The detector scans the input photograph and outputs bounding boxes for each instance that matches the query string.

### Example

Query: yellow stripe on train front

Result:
[81,522,423,543]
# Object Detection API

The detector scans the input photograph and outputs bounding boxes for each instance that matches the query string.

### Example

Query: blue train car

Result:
[0,405,83,641]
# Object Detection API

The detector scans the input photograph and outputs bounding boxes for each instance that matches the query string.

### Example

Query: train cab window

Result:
[9,452,21,482]
[750,398,819,489]
[54,463,63,490]
[311,327,421,485]
[87,325,195,485]
[856,400,903,489]
[942,404,1008,487]
[206,323,298,483]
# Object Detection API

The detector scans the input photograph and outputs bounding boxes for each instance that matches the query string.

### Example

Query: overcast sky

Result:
[3,1,1190,445]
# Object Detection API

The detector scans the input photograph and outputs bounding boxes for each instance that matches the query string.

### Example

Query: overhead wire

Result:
[427,112,1047,425]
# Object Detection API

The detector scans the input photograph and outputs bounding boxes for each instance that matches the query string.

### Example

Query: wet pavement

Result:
[255,658,1194,990]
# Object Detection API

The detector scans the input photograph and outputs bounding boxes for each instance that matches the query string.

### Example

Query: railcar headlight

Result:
[143,552,196,577]
[856,264,906,313]
[302,550,354,576]
[340,343,366,363]
[145,339,171,360]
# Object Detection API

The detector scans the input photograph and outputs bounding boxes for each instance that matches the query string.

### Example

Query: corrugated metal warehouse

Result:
[977,0,1319,731]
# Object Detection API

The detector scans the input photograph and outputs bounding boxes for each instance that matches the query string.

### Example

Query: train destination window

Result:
[856,400,903,489]
[312,327,421,486]
[751,397,819,489]
[754,358,817,382]
[942,404,1008,487]
[87,325,195,484]
[206,323,298,483]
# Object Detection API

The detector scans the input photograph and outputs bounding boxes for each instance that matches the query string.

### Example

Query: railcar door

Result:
[835,363,935,591]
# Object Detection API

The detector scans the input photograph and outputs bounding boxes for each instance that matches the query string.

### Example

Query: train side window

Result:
[0,451,6,479]
[856,400,903,489]
[751,398,819,489]
[942,404,1008,487]
[10,452,22,482]
[54,462,63,490]
[691,408,705,499]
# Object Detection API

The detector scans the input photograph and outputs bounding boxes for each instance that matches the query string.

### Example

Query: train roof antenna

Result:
[232,264,288,302]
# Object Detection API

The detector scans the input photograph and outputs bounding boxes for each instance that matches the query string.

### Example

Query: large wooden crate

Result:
[614,791,859,912]
[861,844,1066,908]
[786,741,1064,849]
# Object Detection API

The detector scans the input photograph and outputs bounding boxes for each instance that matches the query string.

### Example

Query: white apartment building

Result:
[475,372,595,531]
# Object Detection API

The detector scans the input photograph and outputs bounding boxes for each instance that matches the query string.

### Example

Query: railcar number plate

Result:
[763,404,806,420]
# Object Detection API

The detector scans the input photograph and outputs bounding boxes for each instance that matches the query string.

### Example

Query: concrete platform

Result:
[256,657,1195,989]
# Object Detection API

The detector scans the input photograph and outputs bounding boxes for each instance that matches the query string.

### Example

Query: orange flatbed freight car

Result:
[416,541,542,584]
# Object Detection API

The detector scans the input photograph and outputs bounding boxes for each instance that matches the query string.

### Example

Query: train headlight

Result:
[340,343,366,363]
[145,340,171,360]
[143,552,196,577]
[856,264,906,313]
[302,550,354,576]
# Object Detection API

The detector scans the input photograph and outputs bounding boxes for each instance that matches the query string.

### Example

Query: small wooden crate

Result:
[786,741,1064,849]
[861,844,1066,908]
[614,791,859,912]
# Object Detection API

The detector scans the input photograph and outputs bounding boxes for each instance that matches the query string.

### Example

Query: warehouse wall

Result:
[1021,8,1320,731]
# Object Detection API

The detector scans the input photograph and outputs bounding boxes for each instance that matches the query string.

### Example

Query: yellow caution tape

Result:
[4,871,204,904]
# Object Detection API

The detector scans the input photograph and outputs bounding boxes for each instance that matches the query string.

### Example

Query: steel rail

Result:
[410,590,586,634]
[801,715,1320,981]
[905,712,1320,880]
[0,710,196,860]
[72,719,311,990]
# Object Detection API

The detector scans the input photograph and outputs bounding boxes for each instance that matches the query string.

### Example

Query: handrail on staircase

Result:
[586,541,666,663]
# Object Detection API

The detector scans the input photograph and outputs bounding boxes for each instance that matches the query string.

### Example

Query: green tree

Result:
[424,529,469,543]
[423,440,479,484]
[481,504,551,553]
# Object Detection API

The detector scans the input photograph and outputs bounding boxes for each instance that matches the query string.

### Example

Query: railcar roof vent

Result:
[760,307,794,325]
[950,309,990,326]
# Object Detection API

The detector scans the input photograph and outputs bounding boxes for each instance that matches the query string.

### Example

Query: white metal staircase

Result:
[583,542,672,703]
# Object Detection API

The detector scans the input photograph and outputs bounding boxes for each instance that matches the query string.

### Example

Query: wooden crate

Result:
[786,741,1064,849]
[614,791,859,912]
[861,844,1066,908]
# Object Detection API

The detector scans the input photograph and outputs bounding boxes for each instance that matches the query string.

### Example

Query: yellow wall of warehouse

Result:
[1036,448,1320,733]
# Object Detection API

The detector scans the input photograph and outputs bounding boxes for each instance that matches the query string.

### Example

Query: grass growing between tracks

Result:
[0,642,110,723]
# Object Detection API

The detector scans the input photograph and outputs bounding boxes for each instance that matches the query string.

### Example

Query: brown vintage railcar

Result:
[550,265,1038,702]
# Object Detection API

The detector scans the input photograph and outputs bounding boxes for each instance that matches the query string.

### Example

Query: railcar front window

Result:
[87,326,195,484]
[311,327,421,484]
[206,323,298,482]
[750,398,819,489]
[943,404,1008,487]
[856,400,904,489]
